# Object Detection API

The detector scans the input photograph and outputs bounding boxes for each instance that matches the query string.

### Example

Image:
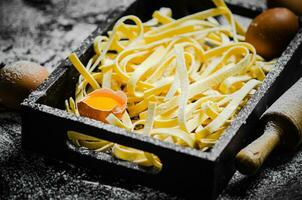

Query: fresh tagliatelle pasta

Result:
[65,0,276,170]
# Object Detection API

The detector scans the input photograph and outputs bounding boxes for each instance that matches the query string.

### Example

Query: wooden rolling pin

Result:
[236,77,302,175]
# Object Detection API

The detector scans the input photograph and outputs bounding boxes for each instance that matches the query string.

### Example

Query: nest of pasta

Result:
[65,0,275,169]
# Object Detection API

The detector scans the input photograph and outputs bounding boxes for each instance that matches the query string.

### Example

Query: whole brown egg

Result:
[0,61,49,109]
[246,8,299,59]
[267,0,302,15]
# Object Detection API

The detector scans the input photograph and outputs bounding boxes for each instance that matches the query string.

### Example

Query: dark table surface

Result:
[0,0,302,199]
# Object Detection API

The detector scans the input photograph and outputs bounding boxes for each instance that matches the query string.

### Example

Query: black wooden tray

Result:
[21,0,302,199]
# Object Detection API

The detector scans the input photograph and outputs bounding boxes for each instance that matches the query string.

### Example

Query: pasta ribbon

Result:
[66,1,275,169]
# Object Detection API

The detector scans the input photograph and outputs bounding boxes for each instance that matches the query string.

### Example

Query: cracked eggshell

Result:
[77,88,127,123]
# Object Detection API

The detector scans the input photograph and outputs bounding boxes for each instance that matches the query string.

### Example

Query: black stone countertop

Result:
[0,0,301,199]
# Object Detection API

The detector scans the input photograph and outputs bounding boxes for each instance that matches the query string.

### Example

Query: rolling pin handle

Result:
[236,121,282,175]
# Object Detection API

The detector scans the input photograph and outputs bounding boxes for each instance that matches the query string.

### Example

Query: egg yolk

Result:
[84,96,121,110]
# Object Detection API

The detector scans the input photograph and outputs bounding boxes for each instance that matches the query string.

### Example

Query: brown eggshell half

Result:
[77,88,127,123]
